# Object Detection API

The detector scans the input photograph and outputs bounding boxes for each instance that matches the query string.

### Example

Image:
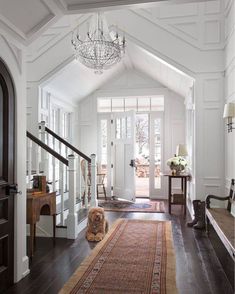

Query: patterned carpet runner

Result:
[98,200,165,213]
[60,219,177,294]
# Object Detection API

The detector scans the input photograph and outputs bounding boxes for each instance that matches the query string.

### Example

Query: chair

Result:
[81,159,107,202]
[97,173,107,200]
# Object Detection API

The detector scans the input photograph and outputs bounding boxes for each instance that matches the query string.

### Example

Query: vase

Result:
[170,164,184,175]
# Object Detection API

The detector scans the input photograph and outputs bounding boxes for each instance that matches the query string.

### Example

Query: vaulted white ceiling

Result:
[0,0,215,102]
[42,58,127,103]
[42,36,193,102]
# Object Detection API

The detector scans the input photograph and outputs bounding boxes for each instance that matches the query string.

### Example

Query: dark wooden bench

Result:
[206,179,235,261]
[206,179,235,289]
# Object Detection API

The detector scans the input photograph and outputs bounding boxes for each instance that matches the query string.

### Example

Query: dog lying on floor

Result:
[86,207,109,242]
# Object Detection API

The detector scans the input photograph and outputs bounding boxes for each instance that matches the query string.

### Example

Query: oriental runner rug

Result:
[98,200,165,213]
[60,219,177,294]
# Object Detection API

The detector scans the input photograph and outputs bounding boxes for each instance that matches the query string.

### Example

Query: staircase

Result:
[26,121,97,239]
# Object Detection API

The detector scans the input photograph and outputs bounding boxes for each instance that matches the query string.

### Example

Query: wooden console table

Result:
[164,173,190,217]
[27,191,56,257]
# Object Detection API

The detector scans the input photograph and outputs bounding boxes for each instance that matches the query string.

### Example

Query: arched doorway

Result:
[0,59,15,292]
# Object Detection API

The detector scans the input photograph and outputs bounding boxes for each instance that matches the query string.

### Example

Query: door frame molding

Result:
[0,57,15,289]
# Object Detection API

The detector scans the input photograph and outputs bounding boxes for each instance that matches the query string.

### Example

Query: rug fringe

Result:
[166,221,178,294]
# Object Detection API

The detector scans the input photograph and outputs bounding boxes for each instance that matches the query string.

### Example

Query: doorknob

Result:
[129,159,136,168]
[5,184,22,195]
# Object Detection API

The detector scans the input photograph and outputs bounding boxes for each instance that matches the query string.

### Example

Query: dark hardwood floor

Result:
[6,204,234,294]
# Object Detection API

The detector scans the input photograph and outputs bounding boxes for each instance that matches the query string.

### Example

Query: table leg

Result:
[53,214,56,246]
[30,224,35,257]
[34,223,36,249]
[168,177,172,214]
[184,178,187,217]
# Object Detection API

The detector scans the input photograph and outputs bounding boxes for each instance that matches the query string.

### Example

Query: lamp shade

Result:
[176,144,188,156]
[223,103,235,118]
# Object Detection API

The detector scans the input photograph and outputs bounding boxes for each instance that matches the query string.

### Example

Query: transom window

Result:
[97,96,164,113]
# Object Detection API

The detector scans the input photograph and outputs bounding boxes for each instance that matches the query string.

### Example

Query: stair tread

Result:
[56,197,82,214]
[56,208,88,227]
[77,208,89,224]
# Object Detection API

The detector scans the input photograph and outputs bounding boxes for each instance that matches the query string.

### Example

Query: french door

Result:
[111,111,136,201]
[0,59,15,292]
[98,111,163,200]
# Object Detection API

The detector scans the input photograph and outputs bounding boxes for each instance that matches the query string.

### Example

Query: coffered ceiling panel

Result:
[59,0,213,12]
[0,0,55,36]
[26,14,83,61]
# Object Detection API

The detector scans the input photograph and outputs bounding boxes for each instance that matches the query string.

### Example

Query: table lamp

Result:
[176,144,188,157]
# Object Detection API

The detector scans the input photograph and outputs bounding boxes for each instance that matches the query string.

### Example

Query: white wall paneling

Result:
[194,72,224,201]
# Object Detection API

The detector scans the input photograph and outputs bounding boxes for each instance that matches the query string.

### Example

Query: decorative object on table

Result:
[223,102,235,133]
[71,12,126,74]
[176,144,188,157]
[60,219,177,294]
[86,207,109,242]
[29,175,47,193]
[167,156,187,175]
[98,199,165,213]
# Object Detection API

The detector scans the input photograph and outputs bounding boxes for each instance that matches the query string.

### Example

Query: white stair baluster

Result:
[90,154,97,208]
[67,154,77,239]
[35,143,40,175]
[52,137,56,191]
[59,161,65,226]
[40,121,49,179]
[77,156,81,203]
[65,146,68,191]
[84,161,88,208]
[27,138,32,188]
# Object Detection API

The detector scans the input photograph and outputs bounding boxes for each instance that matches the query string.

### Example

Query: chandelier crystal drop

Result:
[71,13,126,74]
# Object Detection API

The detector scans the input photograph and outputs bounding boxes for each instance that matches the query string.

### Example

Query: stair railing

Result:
[27,130,91,239]
[38,121,97,231]
[27,131,69,227]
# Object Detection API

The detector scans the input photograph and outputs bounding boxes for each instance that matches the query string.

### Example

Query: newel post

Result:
[39,121,49,178]
[67,154,77,239]
[90,154,97,207]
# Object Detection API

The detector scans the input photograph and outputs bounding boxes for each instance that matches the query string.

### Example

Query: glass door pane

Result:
[150,112,164,197]
[135,114,149,197]
[100,119,108,173]
[154,118,161,189]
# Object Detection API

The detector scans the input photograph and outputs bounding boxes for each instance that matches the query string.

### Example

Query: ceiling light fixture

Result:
[71,13,126,74]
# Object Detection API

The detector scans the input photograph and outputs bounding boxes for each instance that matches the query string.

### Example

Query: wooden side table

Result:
[164,173,190,216]
[27,191,56,257]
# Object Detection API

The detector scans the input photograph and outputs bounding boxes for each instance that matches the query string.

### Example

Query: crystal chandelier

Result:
[71,13,126,74]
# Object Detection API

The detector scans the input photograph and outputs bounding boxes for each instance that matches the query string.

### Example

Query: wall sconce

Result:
[223,103,235,133]
[176,144,188,157]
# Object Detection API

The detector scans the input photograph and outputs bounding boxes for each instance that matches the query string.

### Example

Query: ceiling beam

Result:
[62,0,215,14]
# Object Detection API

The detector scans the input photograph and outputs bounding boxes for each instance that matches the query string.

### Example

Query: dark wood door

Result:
[0,59,15,292]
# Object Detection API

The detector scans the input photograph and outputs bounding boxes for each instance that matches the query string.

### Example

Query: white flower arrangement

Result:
[167,156,187,167]
[167,156,187,173]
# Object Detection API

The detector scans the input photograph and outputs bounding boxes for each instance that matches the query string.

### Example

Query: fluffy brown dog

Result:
[86,207,108,242]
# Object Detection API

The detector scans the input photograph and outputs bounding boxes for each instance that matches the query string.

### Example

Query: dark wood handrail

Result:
[44,126,91,163]
[26,131,69,166]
